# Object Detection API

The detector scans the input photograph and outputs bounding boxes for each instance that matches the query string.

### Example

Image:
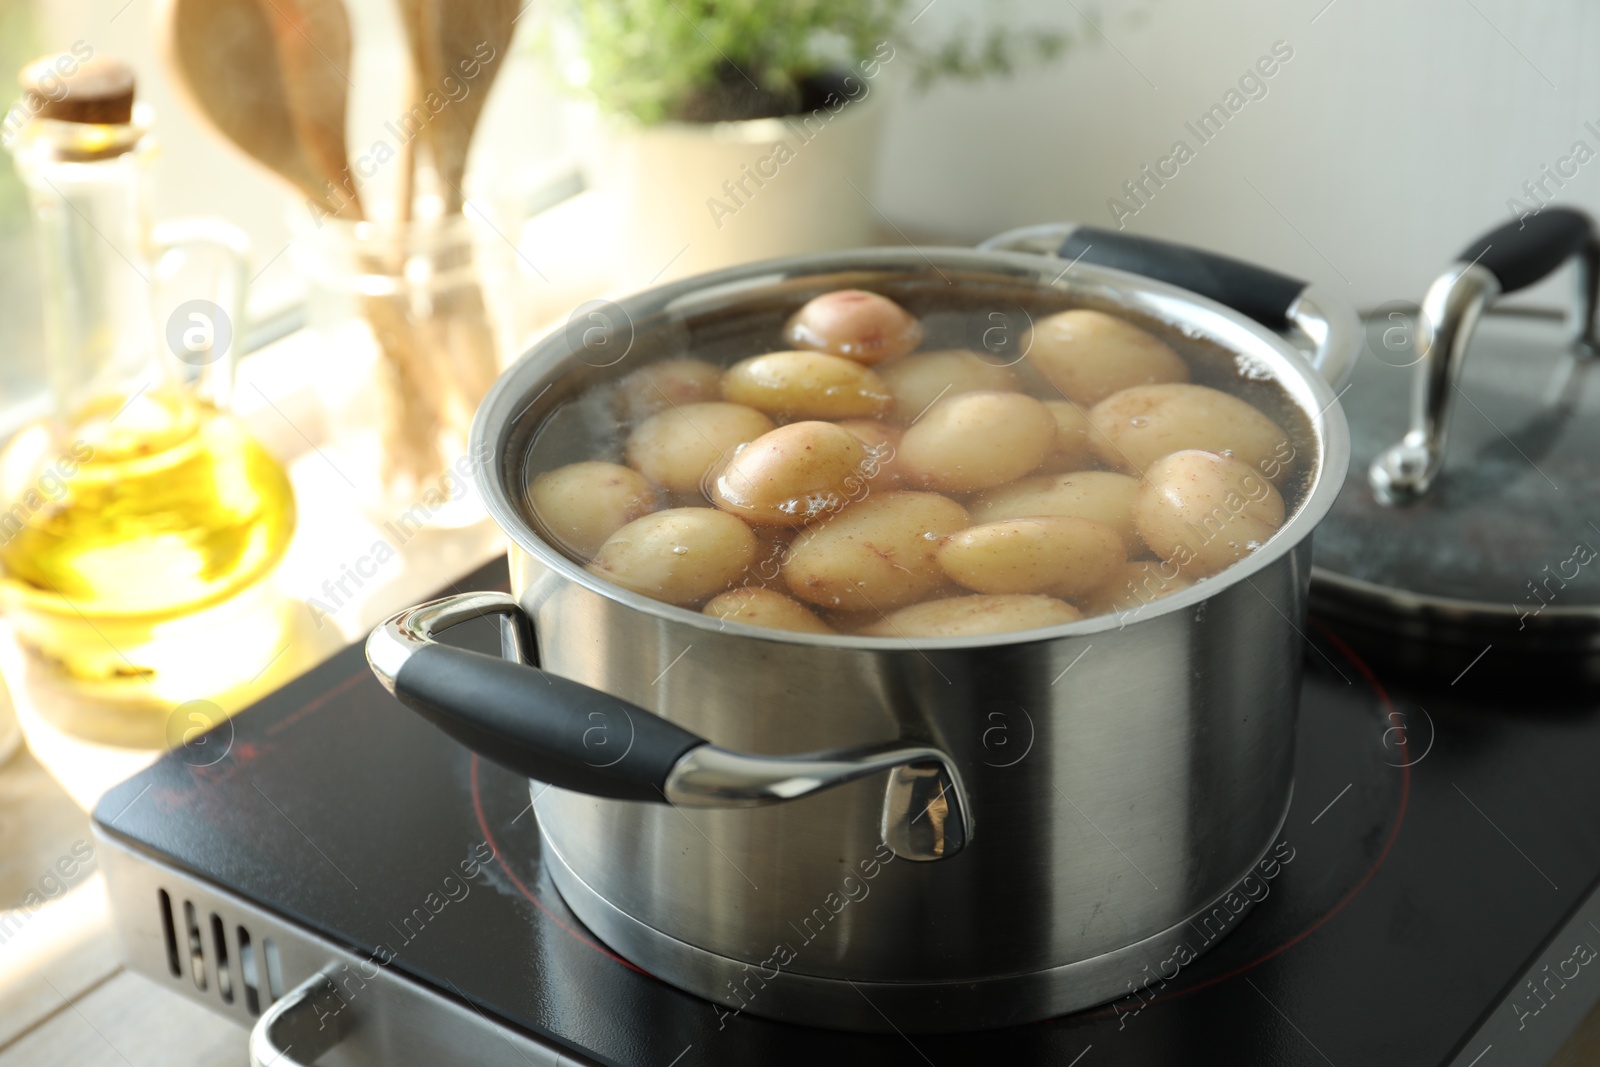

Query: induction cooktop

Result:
[92,557,1600,1066]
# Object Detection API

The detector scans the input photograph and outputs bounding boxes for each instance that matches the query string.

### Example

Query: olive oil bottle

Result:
[1,55,296,742]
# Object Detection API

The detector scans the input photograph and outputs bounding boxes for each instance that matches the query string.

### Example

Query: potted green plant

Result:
[537,0,1077,283]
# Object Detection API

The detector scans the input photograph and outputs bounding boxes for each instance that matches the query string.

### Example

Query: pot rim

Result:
[472,245,1354,650]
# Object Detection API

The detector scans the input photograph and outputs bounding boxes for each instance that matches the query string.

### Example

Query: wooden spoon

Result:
[255,0,363,219]
[399,0,519,212]
[159,0,353,216]
[393,0,517,407]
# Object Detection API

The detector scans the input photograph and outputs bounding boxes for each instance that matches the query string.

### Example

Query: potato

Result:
[835,419,904,487]
[722,351,893,420]
[1078,560,1195,617]
[703,586,834,634]
[1088,383,1293,478]
[710,421,869,526]
[939,516,1125,597]
[1133,450,1286,579]
[1039,400,1099,473]
[970,471,1143,552]
[784,289,922,364]
[625,402,775,493]
[612,359,723,421]
[782,491,969,611]
[1025,309,1190,405]
[527,461,660,559]
[878,350,1018,424]
[898,391,1055,493]
[587,507,758,605]
[861,594,1083,638]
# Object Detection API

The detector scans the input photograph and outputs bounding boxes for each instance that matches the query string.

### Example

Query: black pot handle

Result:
[1057,226,1309,331]
[397,641,702,802]
[367,592,968,860]
[978,222,1362,388]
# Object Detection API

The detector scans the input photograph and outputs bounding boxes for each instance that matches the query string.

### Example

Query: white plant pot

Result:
[586,94,887,287]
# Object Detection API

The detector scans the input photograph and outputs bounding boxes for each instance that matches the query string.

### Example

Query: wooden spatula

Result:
[399,0,520,212]
[255,0,363,219]
[159,0,355,217]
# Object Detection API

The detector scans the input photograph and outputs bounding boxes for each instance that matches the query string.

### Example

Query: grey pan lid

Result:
[1311,208,1600,650]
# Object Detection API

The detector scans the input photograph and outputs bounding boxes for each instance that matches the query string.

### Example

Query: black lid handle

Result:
[1458,207,1594,294]
[1370,208,1599,504]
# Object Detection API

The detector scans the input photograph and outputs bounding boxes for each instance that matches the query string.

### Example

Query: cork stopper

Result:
[19,54,136,126]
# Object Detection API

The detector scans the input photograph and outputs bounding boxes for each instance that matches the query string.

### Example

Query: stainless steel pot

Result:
[367,226,1361,1032]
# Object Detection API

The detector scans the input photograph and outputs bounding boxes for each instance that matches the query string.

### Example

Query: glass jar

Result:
[289,212,504,529]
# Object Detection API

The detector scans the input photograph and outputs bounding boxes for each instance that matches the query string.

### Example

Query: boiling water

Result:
[518,272,1318,614]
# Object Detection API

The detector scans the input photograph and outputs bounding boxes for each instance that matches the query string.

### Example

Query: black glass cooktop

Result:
[94,558,1600,1065]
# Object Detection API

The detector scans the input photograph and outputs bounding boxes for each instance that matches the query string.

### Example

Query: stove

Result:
[93,557,1600,1066]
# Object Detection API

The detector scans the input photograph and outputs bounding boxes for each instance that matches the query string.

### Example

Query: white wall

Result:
[879,0,1600,310]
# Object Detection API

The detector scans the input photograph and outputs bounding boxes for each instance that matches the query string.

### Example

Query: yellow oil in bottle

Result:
[0,388,295,618]
[0,387,300,745]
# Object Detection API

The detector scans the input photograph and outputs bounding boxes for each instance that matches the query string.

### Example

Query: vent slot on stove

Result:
[182,901,207,992]
[210,913,233,1004]
[237,925,261,1015]
[157,890,180,977]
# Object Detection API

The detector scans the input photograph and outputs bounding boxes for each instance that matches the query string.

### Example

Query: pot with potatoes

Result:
[367,226,1359,1032]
